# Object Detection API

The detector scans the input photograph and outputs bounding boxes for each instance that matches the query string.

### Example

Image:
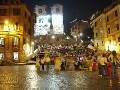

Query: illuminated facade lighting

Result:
[34,4,64,36]
[51,4,64,34]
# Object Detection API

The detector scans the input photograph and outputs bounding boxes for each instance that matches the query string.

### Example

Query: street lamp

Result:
[80,33,83,37]
[88,36,90,39]
[4,20,9,25]
[51,35,55,39]
[74,35,77,39]
[66,36,70,40]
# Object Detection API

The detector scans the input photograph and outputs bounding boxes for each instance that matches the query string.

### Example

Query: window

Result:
[96,33,98,37]
[115,10,118,17]
[97,43,99,47]
[25,12,27,18]
[38,9,42,14]
[39,18,44,23]
[0,23,4,30]
[15,22,19,30]
[13,8,21,16]
[0,8,7,16]
[13,52,18,60]
[109,40,111,44]
[118,37,120,42]
[95,22,97,27]
[102,41,104,45]
[107,28,110,34]
[0,52,4,61]
[0,38,4,47]
[13,37,19,46]
[107,16,109,22]
[56,8,60,13]
[116,24,119,30]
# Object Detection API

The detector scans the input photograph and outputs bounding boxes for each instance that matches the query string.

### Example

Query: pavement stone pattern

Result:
[0,65,120,90]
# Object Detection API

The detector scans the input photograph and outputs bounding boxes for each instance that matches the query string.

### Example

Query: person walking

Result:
[61,56,66,71]
[35,56,40,70]
[41,56,45,71]
[54,55,62,72]
[92,60,97,71]
[97,52,103,77]
[108,51,119,77]
[107,60,112,78]
[99,54,108,77]
[44,54,51,72]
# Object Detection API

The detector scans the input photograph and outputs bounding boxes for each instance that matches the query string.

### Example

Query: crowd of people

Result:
[35,46,120,78]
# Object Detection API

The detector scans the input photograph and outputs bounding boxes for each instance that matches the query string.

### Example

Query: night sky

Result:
[22,0,114,32]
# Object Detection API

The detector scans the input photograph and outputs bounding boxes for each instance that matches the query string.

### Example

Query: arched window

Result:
[56,8,60,13]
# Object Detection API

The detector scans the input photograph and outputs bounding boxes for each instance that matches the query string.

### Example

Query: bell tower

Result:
[51,4,64,34]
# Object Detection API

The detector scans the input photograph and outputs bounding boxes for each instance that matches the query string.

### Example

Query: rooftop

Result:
[90,0,120,21]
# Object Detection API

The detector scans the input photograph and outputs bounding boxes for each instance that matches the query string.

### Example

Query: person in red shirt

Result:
[92,60,97,71]
[107,61,112,78]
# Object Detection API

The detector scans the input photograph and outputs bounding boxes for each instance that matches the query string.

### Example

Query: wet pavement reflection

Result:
[0,65,120,90]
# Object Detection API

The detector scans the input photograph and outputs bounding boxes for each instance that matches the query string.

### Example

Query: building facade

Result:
[34,5,51,36]
[90,0,120,53]
[71,20,89,37]
[51,4,64,34]
[0,0,33,63]
[34,4,64,36]
[70,20,90,43]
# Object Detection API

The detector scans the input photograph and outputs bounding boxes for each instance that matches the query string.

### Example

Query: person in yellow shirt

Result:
[54,55,62,72]
[44,54,51,71]
[35,56,40,69]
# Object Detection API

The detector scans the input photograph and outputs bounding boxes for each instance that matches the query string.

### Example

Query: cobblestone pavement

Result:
[0,65,120,90]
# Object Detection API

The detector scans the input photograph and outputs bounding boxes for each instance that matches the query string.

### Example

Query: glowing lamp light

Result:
[4,20,9,24]
[80,33,83,37]
[88,36,90,39]
[81,40,83,43]
[23,43,31,57]
[66,36,70,40]
[51,35,55,39]
[31,42,34,45]
[74,35,77,38]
